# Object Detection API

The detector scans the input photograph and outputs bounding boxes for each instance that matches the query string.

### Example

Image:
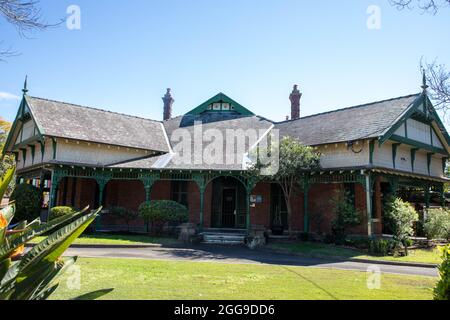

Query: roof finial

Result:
[421,69,428,93]
[22,75,28,95]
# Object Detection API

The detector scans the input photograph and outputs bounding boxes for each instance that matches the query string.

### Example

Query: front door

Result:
[221,188,236,228]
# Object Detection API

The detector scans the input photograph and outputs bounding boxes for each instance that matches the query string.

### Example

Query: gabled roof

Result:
[22,96,171,152]
[112,112,273,170]
[275,94,421,146]
[186,93,254,116]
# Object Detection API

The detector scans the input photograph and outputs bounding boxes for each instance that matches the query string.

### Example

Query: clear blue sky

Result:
[0,0,449,123]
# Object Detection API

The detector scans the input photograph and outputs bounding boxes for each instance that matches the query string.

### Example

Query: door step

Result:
[200,232,246,245]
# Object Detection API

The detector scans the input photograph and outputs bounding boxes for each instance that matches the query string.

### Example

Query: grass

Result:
[29,233,179,246]
[267,242,442,264]
[51,257,437,300]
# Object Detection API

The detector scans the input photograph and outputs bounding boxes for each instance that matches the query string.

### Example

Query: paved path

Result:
[64,244,438,277]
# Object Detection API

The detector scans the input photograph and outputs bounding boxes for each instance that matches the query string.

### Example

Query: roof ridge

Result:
[275,93,420,124]
[27,95,163,123]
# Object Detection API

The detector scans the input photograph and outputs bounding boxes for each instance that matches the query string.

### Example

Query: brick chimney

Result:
[162,88,174,121]
[289,85,302,120]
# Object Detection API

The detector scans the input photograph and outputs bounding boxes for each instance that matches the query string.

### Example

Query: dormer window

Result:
[206,102,235,111]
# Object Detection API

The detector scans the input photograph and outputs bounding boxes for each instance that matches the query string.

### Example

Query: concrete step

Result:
[201,232,246,245]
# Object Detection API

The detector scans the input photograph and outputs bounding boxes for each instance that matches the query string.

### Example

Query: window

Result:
[171,181,189,208]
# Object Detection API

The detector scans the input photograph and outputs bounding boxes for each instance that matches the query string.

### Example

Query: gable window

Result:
[171,181,189,208]
[206,102,235,111]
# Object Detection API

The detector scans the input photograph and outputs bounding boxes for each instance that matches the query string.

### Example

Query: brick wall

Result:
[249,182,271,228]
[63,177,374,236]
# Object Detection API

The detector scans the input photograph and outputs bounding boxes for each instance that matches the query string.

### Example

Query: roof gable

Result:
[3,96,44,154]
[186,93,254,116]
[275,94,420,146]
[380,94,450,154]
[21,96,171,152]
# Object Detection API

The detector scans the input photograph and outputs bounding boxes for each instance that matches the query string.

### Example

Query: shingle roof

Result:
[274,94,420,146]
[25,96,170,152]
[112,112,273,170]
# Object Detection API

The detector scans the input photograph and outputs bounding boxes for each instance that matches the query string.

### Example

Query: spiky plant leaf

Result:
[17,208,99,279]
[73,288,114,300]
[34,284,59,300]
[11,256,77,300]
[30,256,77,300]
[0,167,14,200]
[0,205,15,246]
[0,258,10,282]
[0,206,90,261]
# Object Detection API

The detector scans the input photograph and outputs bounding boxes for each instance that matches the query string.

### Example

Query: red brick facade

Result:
[55,178,374,236]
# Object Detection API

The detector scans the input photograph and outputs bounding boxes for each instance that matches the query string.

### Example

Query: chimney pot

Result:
[289,84,302,120]
[162,88,174,121]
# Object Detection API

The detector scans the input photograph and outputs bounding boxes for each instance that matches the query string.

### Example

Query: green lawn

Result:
[267,242,442,264]
[51,258,436,300]
[30,233,179,246]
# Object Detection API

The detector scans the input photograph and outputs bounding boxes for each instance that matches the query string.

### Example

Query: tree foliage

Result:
[0,0,60,60]
[248,136,321,236]
[390,0,450,14]
[0,118,14,196]
[434,245,450,300]
[138,200,188,234]
[49,206,76,221]
[9,183,42,223]
[109,206,138,232]
[331,191,361,244]
[424,208,450,240]
[384,197,419,255]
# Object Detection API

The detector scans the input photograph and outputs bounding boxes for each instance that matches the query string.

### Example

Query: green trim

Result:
[424,95,450,147]
[405,120,408,138]
[379,94,423,145]
[52,138,57,160]
[392,143,400,168]
[20,148,27,166]
[29,144,35,165]
[390,134,448,155]
[186,93,254,116]
[369,140,375,165]
[39,141,45,162]
[427,153,434,176]
[3,96,45,156]
[410,148,419,172]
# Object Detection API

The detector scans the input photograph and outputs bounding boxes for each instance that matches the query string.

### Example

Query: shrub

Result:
[331,191,361,245]
[138,200,188,234]
[384,198,418,256]
[10,183,43,223]
[49,206,76,221]
[109,206,138,232]
[434,245,450,300]
[424,208,450,240]
[368,239,396,256]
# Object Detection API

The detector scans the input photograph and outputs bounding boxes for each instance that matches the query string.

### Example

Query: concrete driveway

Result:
[64,244,438,277]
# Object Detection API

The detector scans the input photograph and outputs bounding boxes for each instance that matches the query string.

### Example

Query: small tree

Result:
[10,183,42,222]
[138,200,188,235]
[424,208,450,240]
[331,191,361,244]
[384,198,419,256]
[434,245,450,300]
[109,206,138,232]
[249,136,320,236]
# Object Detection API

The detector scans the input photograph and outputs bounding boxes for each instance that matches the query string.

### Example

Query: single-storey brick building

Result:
[4,78,450,237]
